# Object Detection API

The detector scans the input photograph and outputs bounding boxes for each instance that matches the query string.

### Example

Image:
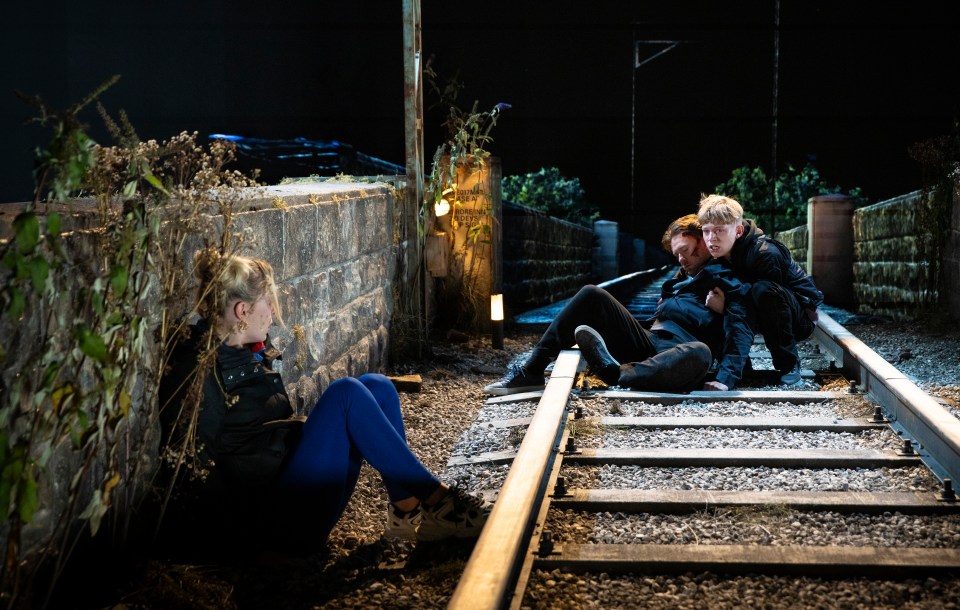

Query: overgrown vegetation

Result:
[423,60,509,333]
[714,162,867,232]
[423,59,508,238]
[909,121,960,312]
[501,167,598,227]
[1,78,258,608]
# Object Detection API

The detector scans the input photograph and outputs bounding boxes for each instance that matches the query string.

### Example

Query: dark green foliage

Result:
[908,121,960,309]
[502,167,599,227]
[714,163,867,232]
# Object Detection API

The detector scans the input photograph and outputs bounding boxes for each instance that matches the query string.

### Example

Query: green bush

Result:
[502,167,599,227]
[714,163,867,232]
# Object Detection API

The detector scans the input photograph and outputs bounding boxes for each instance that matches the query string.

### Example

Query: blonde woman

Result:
[159,252,490,552]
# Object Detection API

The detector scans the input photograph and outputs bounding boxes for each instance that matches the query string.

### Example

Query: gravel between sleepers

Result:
[111,321,960,609]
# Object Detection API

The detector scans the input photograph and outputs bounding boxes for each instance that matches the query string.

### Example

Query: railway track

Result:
[444,311,960,609]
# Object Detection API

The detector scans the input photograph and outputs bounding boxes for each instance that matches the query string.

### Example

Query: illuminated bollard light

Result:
[491,293,504,350]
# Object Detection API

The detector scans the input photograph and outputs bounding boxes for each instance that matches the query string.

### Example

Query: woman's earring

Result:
[238,320,249,331]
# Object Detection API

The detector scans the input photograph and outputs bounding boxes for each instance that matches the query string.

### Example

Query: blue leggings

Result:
[277,373,441,540]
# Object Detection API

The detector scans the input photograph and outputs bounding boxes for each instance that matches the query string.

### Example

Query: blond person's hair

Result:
[661,214,703,252]
[194,250,283,325]
[697,194,744,226]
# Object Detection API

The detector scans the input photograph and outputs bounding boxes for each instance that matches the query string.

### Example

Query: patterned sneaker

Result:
[384,505,422,541]
[417,487,493,542]
[482,364,545,395]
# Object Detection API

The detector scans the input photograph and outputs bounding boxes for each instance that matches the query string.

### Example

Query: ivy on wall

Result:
[1,78,259,606]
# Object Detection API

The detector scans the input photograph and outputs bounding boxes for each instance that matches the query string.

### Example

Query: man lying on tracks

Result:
[484,214,754,395]
[697,194,823,386]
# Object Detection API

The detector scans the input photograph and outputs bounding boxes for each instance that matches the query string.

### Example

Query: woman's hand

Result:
[705,286,725,314]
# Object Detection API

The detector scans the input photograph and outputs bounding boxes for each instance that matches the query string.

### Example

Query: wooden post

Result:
[402,0,427,348]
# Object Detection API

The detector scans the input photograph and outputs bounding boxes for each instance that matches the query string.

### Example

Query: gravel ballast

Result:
[110,319,960,609]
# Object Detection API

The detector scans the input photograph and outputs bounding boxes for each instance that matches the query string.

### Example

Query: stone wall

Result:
[776,187,960,321]
[0,181,397,561]
[248,183,397,412]
[852,190,939,319]
[944,181,960,321]
[775,224,808,270]
[502,200,595,314]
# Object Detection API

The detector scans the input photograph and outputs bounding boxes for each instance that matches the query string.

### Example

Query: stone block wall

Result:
[776,187,960,320]
[235,183,397,411]
[0,181,396,560]
[502,200,595,314]
[775,224,808,271]
[944,181,960,321]
[852,190,939,319]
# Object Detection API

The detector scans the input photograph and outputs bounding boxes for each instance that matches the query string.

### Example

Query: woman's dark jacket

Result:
[730,219,824,310]
[158,322,302,501]
[652,259,753,389]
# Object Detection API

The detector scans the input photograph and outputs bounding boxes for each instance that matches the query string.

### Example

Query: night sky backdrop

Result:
[3,1,958,246]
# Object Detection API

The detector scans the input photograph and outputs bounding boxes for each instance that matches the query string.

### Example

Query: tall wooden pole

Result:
[402,0,427,348]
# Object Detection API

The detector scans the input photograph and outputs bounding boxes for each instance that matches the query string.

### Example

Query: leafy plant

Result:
[423,59,509,236]
[1,81,257,607]
[908,121,960,311]
[502,167,599,227]
[422,60,509,333]
[714,162,867,232]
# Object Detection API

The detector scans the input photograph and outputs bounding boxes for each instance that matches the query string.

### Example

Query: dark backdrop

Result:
[3,1,958,246]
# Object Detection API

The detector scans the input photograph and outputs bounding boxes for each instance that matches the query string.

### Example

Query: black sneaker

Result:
[779,364,803,385]
[574,325,621,385]
[482,365,545,395]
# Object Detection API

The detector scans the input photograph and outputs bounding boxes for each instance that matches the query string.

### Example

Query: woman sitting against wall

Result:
[158,250,490,553]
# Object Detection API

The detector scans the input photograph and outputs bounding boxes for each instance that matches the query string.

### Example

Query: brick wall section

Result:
[0,181,396,558]
[502,200,595,314]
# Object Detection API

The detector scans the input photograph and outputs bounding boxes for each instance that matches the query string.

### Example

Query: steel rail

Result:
[813,311,960,483]
[449,311,960,608]
[447,350,580,610]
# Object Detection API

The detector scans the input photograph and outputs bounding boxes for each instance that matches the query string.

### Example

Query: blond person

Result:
[484,215,753,394]
[697,194,823,385]
[159,252,491,553]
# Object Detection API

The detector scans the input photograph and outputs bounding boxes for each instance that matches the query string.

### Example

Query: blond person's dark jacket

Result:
[729,219,824,311]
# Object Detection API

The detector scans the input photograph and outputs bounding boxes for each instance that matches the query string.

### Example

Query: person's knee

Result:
[325,376,366,399]
[750,280,780,305]
[682,342,713,375]
[577,284,603,302]
[689,342,713,367]
[579,284,620,308]
[358,372,391,392]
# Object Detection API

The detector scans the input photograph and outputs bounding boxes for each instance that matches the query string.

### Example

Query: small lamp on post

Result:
[490,293,504,349]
